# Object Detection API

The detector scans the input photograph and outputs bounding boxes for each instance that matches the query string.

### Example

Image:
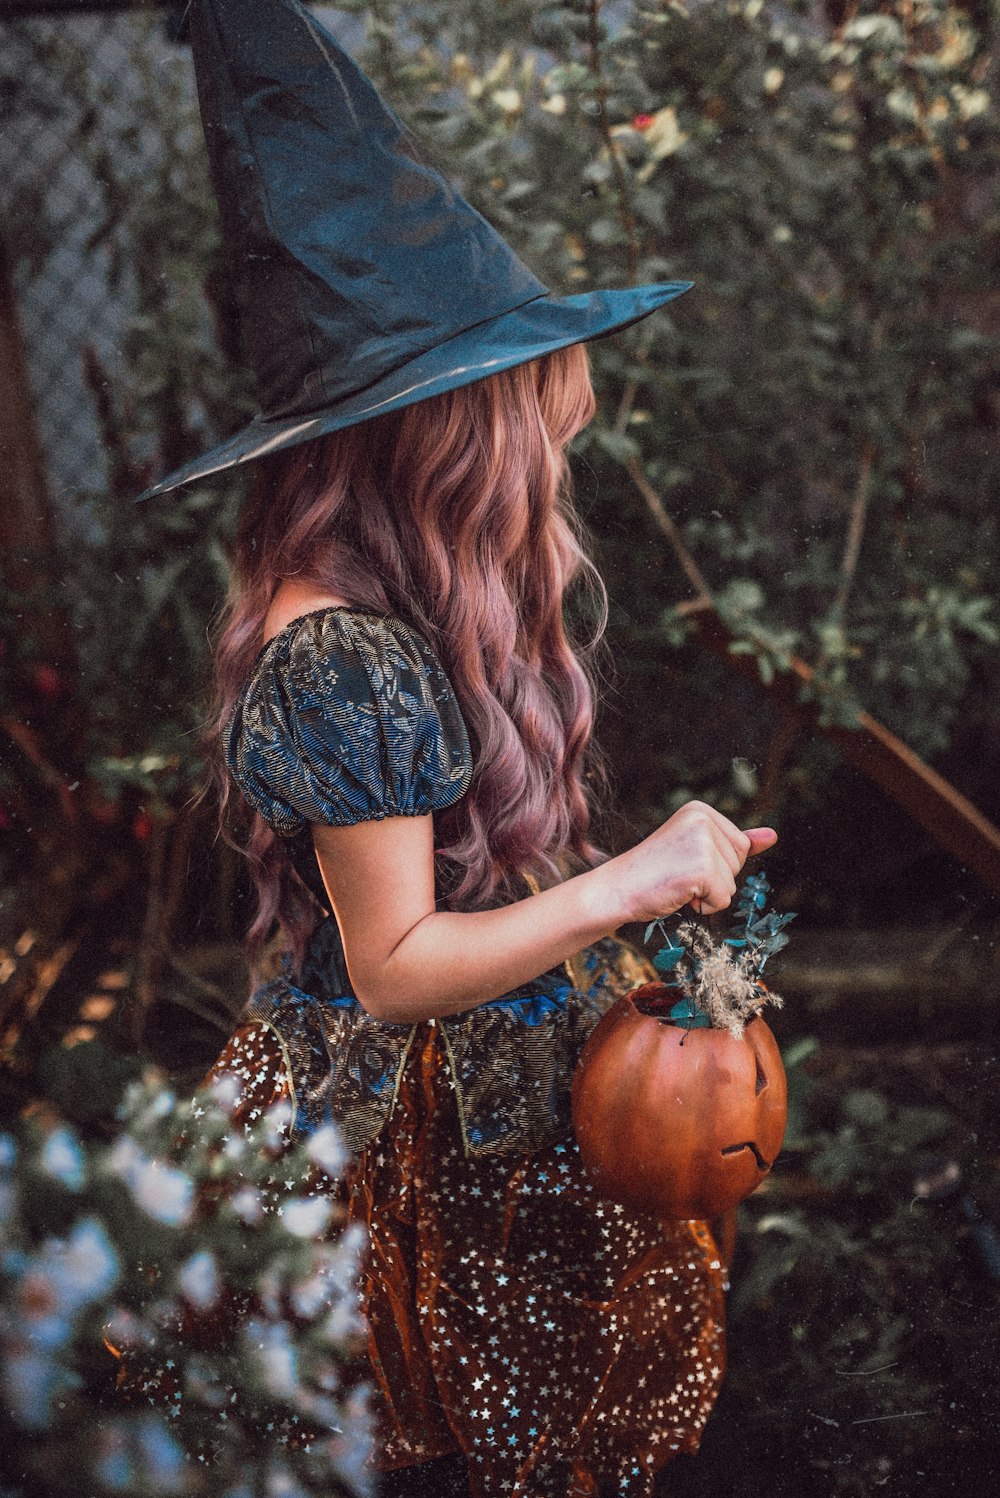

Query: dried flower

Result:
[645,871,794,1037]
[673,922,783,1038]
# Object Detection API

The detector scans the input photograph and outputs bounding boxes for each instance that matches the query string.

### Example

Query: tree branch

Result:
[833,440,874,620]
[587,0,640,281]
[625,459,713,603]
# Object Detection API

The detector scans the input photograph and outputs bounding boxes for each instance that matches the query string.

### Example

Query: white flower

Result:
[936,22,975,69]
[491,87,522,115]
[636,107,689,183]
[41,1127,86,1192]
[132,1160,194,1226]
[139,1087,177,1124]
[763,68,784,96]
[887,87,919,123]
[135,1412,188,1491]
[331,1386,376,1494]
[291,1271,329,1320]
[178,1250,220,1310]
[230,1186,264,1225]
[26,1218,120,1331]
[265,1460,311,1498]
[94,1426,134,1493]
[323,1297,367,1344]
[117,1075,176,1130]
[259,1099,294,1148]
[952,85,990,120]
[283,1197,332,1239]
[107,1134,146,1186]
[247,1320,299,1398]
[844,15,903,46]
[2,1350,79,1431]
[222,1132,247,1161]
[62,1217,120,1301]
[209,1073,241,1113]
[305,1124,346,1177]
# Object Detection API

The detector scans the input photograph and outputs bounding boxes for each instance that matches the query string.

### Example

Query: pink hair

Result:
[206,343,614,983]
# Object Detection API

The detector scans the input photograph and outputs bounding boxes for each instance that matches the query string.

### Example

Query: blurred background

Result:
[1,1,998,1493]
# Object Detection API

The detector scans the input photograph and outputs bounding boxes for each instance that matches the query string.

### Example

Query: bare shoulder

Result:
[263,579,353,647]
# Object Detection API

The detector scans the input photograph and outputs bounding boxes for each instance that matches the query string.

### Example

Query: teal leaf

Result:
[653,943,686,973]
[669,997,712,1029]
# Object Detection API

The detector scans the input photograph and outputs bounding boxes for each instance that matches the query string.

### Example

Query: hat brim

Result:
[134,281,692,502]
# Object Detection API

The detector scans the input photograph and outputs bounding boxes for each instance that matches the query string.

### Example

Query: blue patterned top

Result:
[224,606,474,835]
[223,604,654,1158]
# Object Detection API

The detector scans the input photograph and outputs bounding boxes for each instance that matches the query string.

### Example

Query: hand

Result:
[606,800,778,927]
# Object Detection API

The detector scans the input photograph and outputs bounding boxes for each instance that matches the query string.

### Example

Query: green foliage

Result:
[705,1039,1000,1494]
[3,0,998,938]
[2,17,248,817]
[641,869,794,1031]
[327,0,998,848]
[0,1073,371,1496]
[58,18,249,799]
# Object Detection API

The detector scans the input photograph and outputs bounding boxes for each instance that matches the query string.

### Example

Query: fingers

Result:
[745,826,779,854]
[681,802,777,873]
[696,806,779,868]
[679,806,778,917]
[705,820,745,878]
[639,802,779,925]
[690,878,736,918]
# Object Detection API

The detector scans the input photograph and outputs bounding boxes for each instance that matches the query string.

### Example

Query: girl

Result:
[204,339,777,1496]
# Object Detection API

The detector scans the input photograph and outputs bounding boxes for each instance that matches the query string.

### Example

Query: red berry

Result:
[633,113,654,130]
[33,665,62,699]
[85,788,119,826]
[132,810,154,842]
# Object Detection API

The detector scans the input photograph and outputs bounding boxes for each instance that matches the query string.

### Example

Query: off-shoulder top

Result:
[223,606,653,1158]
[224,606,473,908]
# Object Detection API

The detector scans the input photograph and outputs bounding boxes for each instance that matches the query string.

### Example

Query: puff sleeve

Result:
[224,608,473,833]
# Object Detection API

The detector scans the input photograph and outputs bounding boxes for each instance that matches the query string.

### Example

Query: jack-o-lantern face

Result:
[571,983,788,1220]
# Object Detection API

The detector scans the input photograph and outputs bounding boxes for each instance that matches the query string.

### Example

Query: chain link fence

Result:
[2,6,177,518]
[0,2,353,529]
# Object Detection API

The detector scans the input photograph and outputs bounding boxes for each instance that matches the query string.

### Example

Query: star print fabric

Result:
[238,917,660,1160]
[205,1011,727,1497]
[213,606,727,1494]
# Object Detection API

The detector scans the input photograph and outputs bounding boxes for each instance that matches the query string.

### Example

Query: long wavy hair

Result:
[207,341,614,982]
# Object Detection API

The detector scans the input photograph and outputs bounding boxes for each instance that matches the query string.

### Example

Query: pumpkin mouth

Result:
[720,1141,772,1172]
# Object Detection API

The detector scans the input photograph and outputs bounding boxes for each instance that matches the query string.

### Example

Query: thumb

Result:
[744,826,778,854]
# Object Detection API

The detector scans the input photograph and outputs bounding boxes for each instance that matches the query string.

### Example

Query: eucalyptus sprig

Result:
[643,871,795,1038]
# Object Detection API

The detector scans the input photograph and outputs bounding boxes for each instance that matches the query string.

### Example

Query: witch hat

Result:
[137,0,691,501]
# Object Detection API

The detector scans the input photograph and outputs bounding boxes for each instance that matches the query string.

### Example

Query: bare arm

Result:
[311,802,778,1023]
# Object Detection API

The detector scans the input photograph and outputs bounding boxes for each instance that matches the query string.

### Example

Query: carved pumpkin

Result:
[572,982,787,1220]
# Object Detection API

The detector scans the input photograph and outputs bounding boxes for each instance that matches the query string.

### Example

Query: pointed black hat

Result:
[138,0,691,501]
